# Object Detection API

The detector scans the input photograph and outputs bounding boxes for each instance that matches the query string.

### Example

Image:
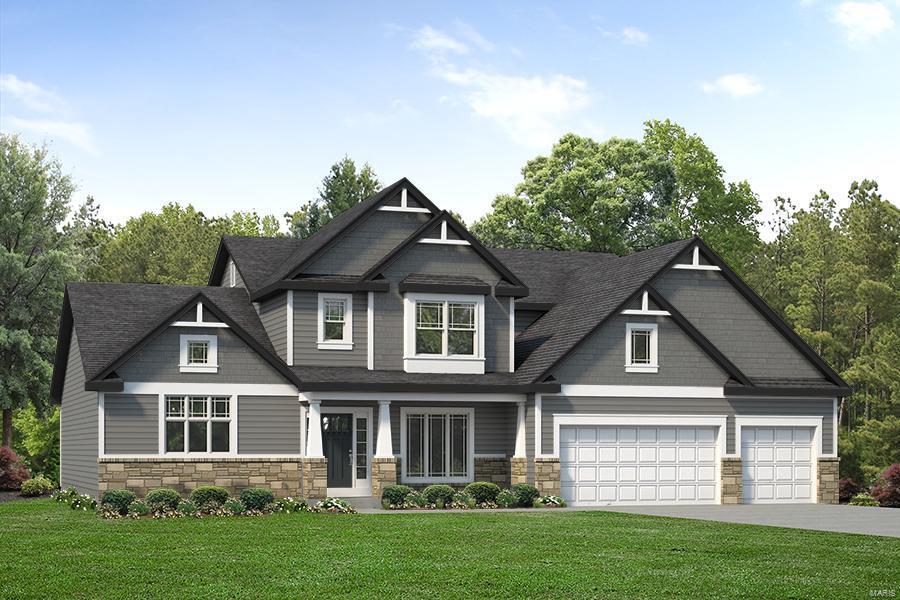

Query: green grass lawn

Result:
[1,500,898,599]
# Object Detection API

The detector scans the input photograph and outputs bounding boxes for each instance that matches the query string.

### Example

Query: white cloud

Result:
[620,27,650,45]
[832,2,895,41]
[0,74,66,112]
[4,116,97,153]
[700,73,765,97]
[411,25,468,55]
[453,20,494,51]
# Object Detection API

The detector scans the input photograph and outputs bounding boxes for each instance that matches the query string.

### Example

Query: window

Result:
[404,294,484,374]
[164,395,232,454]
[625,322,658,373]
[179,334,218,373]
[317,293,353,350]
[401,408,472,483]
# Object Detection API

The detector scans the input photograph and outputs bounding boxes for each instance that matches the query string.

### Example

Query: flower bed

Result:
[380,482,566,510]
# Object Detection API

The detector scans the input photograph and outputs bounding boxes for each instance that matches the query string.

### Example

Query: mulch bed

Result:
[0,490,44,503]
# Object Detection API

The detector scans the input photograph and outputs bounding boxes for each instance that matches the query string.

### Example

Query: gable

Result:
[383,242,505,285]
[654,268,824,380]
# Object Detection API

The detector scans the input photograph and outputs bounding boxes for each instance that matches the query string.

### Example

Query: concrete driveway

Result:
[595,504,900,537]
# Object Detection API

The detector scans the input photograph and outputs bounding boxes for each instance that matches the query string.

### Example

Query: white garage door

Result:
[742,426,814,504]
[559,425,719,506]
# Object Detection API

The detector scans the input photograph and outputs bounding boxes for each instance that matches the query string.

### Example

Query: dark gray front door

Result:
[322,414,353,488]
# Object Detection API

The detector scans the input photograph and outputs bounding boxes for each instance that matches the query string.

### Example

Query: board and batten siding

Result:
[258,293,288,362]
[552,314,728,387]
[60,331,99,497]
[238,395,303,454]
[104,394,158,454]
[540,396,835,455]
[293,291,367,367]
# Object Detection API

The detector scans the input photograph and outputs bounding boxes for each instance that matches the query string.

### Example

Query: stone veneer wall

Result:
[534,457,560,496]
[474,457,511,488]
[817,457,839,504]
[372,457,398,498]
[720,457,743,504]
[510,457,528,485]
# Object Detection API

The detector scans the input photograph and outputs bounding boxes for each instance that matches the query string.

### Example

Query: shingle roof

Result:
[221,236,304,293]
[489,248,617,305]
[65,283,279,382]
[292,365,557,392]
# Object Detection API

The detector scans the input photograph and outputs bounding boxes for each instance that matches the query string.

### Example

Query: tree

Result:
[285,156,380,238]
[0,134,75,447]
[64,195,115,281]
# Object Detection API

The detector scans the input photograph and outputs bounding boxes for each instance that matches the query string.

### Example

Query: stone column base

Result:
[534,457,560,496]
[721,457,743,504]
[475,457,511,487]
[371,457,398,499]
[300,457,328,500]
[818,457,840,504]
[510,457,528,485]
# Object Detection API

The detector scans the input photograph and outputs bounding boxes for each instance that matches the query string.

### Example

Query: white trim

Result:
[625,322,658,373]
[375,400,393,457]
[196,302,203,322]
[229,258,236,287]
[400,406,475,484]
[305,400,323,457]
[403,292,485,374]
[179,334,218,373]
[378,206,432,214]
[734,416,825,457]
[98,392,105,456]
[552,384,725,398]
[300,391,526,403]
[514,400,526,458]
[299,401,307,457]
[671,245,722,271]
[508,297,515,373]
[402,186,407,207]
[171,321,229,328]
[286,291,294,366]
[321,405,374,496]
[317,292,354,350]
[833,397,838,456]
[123,382,298,396]
[622,295,670,316]
[534,393,542,457]
[367,291,374,370]
[418,238,470,246]
[149,393,238,458]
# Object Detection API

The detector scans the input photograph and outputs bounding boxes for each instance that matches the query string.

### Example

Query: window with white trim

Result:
[179,334,218,373]
[402,408,472,483]
[165,395,231,453]
[403,293,485,373]
[625,322,658,373]
[317,293,353,350]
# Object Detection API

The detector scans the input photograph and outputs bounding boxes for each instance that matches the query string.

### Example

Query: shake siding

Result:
[259,293,288,362]
[293,291,367,367]
[60,331,99,497]
[238,395,303,454]
[540,396,835,455]
[552,314,728,386]
[104,394,158,454]
[655,269,823,379]
[116,326,287,384]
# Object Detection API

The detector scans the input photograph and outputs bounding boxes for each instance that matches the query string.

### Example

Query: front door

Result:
[322,414,353,488]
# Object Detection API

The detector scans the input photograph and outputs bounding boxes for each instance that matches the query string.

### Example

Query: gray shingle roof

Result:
[291,365,557,392]
[221,236,304,293]
[490,248,617,305]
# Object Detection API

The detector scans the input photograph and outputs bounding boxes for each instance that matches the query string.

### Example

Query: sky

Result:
[1,1,898,235]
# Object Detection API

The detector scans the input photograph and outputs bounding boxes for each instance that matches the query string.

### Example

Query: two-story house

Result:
[52,178,848,506]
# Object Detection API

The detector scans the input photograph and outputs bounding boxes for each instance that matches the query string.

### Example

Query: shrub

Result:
[463,482,500,504]
[839,478,864,503]
[449,492,476,509]
[312,497,356,513]
[422,484,455,505]
[177,500,199,516]
[849,493,880,507]
[534,495,567,508]
[871,464,900,508]
[382,484,414,506]
[52,487,80,504]
[404,490,429,508]
[223,498,245,515]
[145,488,181,512]
[20,475,55,497]
[496,488,518,508]
[189,486,229,508]
[102,489,137,514]
[272,497,307,513]
[0,446,31,490]
[13,404,60,486]
[71,493,97,511]
[128,500,150,517]
[510,483,540,508]
[240,487,275,511]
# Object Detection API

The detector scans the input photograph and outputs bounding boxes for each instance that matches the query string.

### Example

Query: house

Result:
[51,178,849,506]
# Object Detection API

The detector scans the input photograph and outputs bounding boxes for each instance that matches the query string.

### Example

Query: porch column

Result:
[514,400,527,458]
[375,400,393,457]
[305,399,323,457]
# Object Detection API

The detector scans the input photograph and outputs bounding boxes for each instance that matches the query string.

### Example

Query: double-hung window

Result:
[404,294,484,373]
[165,395,232,454]
[179,334,218,373]
[401,408,473,483]
[625,322,658,373]
[317,293,353,350]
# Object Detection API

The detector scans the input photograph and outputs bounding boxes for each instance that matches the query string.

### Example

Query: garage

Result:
[741,426,815,504]
[558,421,722,506]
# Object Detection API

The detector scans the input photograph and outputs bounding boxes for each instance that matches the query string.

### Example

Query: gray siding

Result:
[259,293,288,362]
[515,309,546,335]
[541,396,835,455]
[293,291,368,367]
[305,211,431,275]
[238,395,302,454]
[60,331,99,497]
[486,296,511,373]
[552,315,728,386]
[389,402,517,455]
[116,326,287,384]
[219,258,246,288]
[104,394,158,454]
[655,269,823,379]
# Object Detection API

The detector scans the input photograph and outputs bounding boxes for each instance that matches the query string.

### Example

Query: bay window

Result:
[401,408,473,483]
[165,395,232,454]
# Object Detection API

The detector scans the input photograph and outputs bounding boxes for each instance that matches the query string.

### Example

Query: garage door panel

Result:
[619,428,637,442]
[578,428,597,443]
[599,448,616,462]
[578,447,596,462]
[742,426,815,504]
[619,447,637,462]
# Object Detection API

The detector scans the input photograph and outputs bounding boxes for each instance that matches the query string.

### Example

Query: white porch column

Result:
[305,399,324,457]
[514,400,527,458]
[375,400,393,457]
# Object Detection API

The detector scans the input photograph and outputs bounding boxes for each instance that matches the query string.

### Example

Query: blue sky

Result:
[2,1,898,231]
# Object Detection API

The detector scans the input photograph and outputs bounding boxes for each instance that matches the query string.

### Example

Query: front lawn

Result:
[1,500,897,598]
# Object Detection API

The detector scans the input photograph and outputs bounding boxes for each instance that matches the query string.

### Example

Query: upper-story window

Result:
[625,322,658,373]
[404,293,484,374]
[179,334,218,373]
[318,293,353,350]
